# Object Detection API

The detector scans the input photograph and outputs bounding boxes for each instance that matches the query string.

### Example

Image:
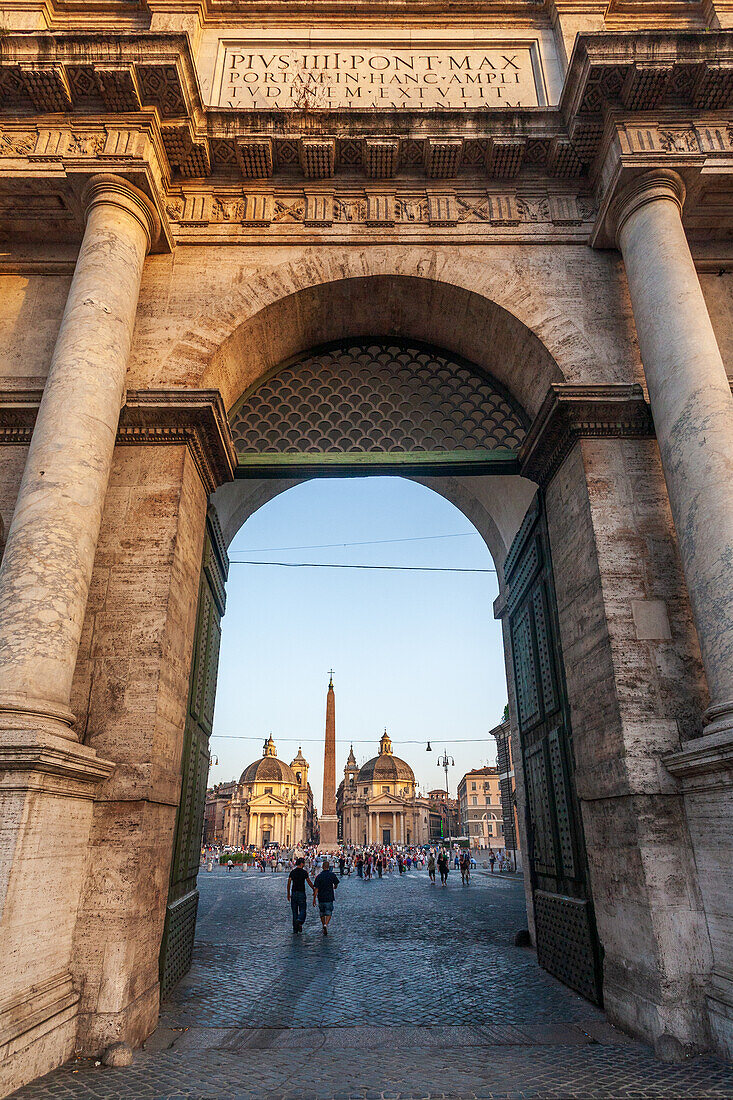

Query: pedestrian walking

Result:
[460,852,470,885]
[227,858,233,872]
[287,857,315,933]
[339,854,346,877]
[489,848,496,874]
[427,853,436,883]
[437,851,449,886]
[313,859,340,935]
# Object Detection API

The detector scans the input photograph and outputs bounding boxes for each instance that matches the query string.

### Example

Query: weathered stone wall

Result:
[69,444,208,1053]
[0,274,70,384]
[127,244,641,415]
[0,448,26,560]
[700,272,733,383]
[546,438,712,1047]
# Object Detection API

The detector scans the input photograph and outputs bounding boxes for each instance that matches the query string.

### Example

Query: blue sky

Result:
[211,476,508,807]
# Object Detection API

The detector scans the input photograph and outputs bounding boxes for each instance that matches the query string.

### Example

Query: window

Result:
[364,787,369,795]
[382,786,390,794]
[264,787,273,795]
[471,782,476,791]
[471,796,478,806]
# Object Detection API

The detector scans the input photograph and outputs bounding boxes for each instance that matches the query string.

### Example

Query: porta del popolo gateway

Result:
[0,0,732,1095]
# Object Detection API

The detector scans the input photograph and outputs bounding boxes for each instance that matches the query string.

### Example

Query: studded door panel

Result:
[159,513,228,997]
[505,498,603,1006]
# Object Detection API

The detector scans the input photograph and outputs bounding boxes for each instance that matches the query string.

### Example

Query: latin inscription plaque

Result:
[216,46,540,109]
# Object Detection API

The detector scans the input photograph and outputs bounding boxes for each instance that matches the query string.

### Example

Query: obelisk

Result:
[320,672,338,848]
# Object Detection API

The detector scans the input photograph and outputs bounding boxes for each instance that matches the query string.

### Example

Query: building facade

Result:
[492,719,522,869]
[458,767,505,850]
[1,0,733,1091]
[222,737,315,848]
[338,733,431,847]
[203,780,237,846]
[427,789,460,844]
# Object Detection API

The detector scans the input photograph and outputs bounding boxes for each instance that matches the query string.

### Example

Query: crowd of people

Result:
[200,841,517,936]
[203,842,515,879]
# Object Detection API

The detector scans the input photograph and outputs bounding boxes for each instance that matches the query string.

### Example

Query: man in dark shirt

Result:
[312,859,340,935]
[287,857,314,933]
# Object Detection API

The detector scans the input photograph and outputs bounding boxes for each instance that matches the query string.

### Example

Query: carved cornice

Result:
[520,383,655,486]
[0,389,237,493]
[663,727,733,790]
[590,113,733,244]
[168,183,597,240]
[119,390,237,492]
[2,29,733,201]
[0,741,115,790]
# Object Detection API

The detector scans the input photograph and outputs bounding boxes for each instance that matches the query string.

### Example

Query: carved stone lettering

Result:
[216,46,538,109]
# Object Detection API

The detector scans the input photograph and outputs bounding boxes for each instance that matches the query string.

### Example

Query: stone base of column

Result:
[75,979,160,1057]
[706,971,733,1061]
[602,956,709,1052]
[0,721,114,1095]
[664,730,733,1059]
[319,815,339,849]
[0,971,78,1099]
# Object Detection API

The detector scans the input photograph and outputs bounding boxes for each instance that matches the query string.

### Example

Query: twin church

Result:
[222,676,431,848]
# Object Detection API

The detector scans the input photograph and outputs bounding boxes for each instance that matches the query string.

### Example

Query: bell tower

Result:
[290,746,309,792]
[344,743,358,790]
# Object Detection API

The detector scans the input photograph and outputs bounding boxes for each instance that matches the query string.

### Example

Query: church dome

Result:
[357,730,415,785]
[239,736,298,786]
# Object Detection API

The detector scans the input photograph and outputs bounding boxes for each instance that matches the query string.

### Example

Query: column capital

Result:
[609,170,686,246]
[82,174,161,254]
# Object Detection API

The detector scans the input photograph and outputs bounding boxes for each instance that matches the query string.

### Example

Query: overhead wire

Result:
[228,560,496,573]
[237,532,474,552]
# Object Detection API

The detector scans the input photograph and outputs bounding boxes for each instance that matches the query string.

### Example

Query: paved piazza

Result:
[14,868,733,1100]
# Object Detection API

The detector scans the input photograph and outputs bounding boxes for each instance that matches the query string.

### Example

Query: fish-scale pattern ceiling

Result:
[230,342,527,455]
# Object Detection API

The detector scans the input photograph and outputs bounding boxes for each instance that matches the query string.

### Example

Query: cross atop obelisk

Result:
[320,672,338,849]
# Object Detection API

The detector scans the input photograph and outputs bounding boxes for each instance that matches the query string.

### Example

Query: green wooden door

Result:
[504,498,603,1005]
[159,511,228,997]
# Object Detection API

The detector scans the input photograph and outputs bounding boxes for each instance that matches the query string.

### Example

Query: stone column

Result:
[0,174,158,734]
[614,170,733,742]
[0,175,157,1095]
[392,812,397,844]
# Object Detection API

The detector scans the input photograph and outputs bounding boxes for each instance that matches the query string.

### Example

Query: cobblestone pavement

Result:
[13,867,733,1099]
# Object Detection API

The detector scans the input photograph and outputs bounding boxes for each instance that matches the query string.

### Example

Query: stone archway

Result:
[157,331,607,1009]
[0,259,714,1097]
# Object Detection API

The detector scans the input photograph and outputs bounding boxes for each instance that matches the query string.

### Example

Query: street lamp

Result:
[437,749,454,848]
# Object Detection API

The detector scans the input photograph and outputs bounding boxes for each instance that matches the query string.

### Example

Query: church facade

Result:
[222,737,314,848]
[337,733,431,847]
[0,0,733,1092]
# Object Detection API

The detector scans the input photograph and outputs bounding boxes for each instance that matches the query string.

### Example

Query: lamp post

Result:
[437,749,454,848]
